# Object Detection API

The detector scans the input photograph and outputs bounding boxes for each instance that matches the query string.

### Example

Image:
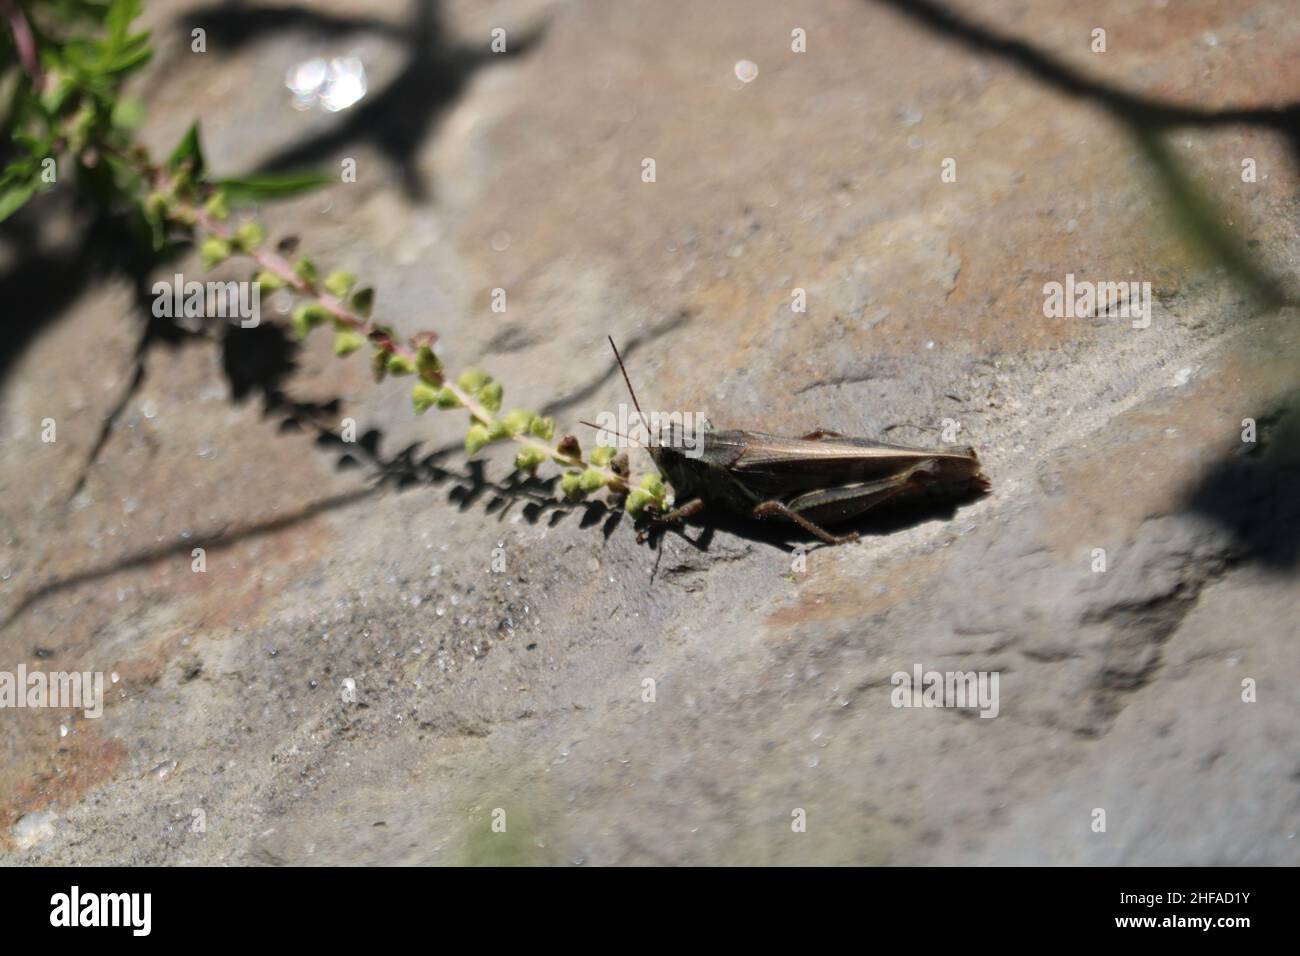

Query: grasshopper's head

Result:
[918,445,990,498]
[645,418,721,502]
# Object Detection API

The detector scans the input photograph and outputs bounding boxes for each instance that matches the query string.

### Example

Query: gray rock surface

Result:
[1,0,1297,864]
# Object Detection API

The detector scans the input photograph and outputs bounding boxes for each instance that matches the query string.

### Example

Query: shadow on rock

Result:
[1185,391,1300,570]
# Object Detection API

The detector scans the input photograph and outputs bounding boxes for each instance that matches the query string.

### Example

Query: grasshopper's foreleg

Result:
[636,498,706,542]
[751,500,860,545]
[655,498,705,524]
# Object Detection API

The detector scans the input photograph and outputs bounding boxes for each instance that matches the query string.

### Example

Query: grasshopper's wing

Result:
[728,432,934,495]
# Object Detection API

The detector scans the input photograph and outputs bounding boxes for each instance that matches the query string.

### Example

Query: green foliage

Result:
[167,121,204,176]
[0,0,675,529]
[215,172,332,202]
[324,270,356,298]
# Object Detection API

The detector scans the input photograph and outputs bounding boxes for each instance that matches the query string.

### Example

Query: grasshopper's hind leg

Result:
[753,463,939,545]
[751,500,860,545]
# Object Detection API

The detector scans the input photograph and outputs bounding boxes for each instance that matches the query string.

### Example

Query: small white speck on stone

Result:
[12,810,57,851]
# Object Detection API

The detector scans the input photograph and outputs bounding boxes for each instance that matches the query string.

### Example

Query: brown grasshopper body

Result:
[607,340,989,545]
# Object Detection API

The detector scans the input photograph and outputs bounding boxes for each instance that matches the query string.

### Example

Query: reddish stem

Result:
[1,0,42,86]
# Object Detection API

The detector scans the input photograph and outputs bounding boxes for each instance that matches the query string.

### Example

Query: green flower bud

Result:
[476,380,504,414]
[590,445,616,467]
[578,467,608,493]
[294,258,318,287]
[465,423,492,456]
[626,488,655,515]
[234,220,265,251]
[502,409,533,435]
[372,348,391,382]
[291,303,329,339]
[434,387,461,409]
[639,473,667,498]
[529,416,555,441]
[333,329,366,356]
[411,382,440,413]
[324,270,356,298]
[457,369,492,392]
[559,471,585,499]
[203,191,230,221]
[488,420,511,441]
[255,269,283,291]
[200,236,232,268]
[144,191,168,219]
[386,354,417,376]
[515,447,546,473]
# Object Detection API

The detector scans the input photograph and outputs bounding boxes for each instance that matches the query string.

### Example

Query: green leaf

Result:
[639,473,667,498]
[560,471,585,500]
[323,270,356,298]
[110,97,146,129]
[199,236,231,267]
[233,220,265,251]
[626,488,655,515]
[291,303,330,339]
[515,447,546,474]
[350,287,375,317]
[411,382,440,413]
[502,409,533,436]
[386,354,417,376]
[578,467,608,493]
[202,191,230,220]
[333,329,366,356]
[215,172,332,202]
[465,424,492,456]
[457,369,492,392]
[476,380,504,414]
[529,416,555,441]
[167,122,205,176]
[0,182,36,223]
[254,270,283,291]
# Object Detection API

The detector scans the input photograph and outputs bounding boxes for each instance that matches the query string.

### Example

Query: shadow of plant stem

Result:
[869,0,1298,308]
[2,408,623,631]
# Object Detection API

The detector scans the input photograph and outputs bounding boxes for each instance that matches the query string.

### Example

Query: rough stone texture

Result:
[1,0,1298,865]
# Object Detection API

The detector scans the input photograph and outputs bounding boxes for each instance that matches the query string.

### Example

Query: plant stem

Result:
[1,0,42,86]
[166,178,627,490]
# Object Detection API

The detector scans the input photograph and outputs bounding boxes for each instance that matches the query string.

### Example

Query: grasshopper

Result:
[604,338,989,545]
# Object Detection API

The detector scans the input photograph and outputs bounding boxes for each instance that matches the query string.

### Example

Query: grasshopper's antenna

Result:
[579,419,642,447]
[608,336,647,429]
